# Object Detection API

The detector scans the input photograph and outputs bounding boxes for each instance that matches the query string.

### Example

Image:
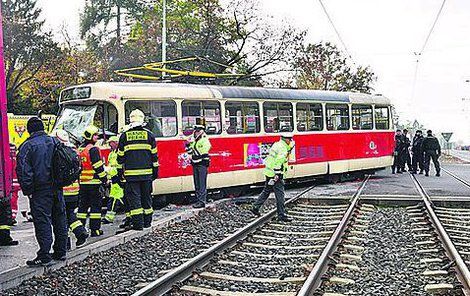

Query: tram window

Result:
[326,104,350,131]
[352,105,373,130]
[375,106,390,130]
[263,102,293,133]
[125,100,177,137]
[225,101,260,134]
[182,100,221,135]
[296,103,323,132]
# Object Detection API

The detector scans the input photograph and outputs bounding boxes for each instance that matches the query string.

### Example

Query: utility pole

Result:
[161,0,167,78]
[0,3,12,199]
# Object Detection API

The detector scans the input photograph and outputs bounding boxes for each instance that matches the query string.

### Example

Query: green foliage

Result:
[2,0,59,112]
[292,42,376,93]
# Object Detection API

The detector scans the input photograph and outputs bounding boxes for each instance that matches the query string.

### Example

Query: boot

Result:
[76,232,88,248]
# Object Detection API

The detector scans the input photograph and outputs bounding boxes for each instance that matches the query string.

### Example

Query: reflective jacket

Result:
[107,150,124,199]
[187,134,211,167]
[117,126,158,181]
[263,139,293,178]
[79,144,107,185]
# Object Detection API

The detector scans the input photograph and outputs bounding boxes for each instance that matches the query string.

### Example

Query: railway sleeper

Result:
[179,285,296,296]
[199,271,306,284]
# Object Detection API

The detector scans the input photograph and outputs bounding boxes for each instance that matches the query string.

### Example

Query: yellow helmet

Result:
[108,135,119,143]
[83,125,99,140]
[129,109,145,124]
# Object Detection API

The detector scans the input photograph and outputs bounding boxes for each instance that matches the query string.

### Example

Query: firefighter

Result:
[103,136,125,224]
[0,195,18,246]
[54,129,88,248]
[117,109,158,230]
[251,133,294,221]
[77,125,108,237]
[185,125,212,208]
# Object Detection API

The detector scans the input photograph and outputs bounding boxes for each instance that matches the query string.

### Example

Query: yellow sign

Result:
[7,113,56,147]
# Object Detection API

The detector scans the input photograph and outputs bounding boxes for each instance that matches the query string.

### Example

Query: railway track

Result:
[132,177,371,296]
[442,167,470,189]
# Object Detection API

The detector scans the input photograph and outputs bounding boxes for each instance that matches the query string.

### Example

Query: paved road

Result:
[450,149,470,162]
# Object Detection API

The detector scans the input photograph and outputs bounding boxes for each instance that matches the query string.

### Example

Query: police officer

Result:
[117,109,158,230]
[251,133,294,221]
[422,130,441,177]
[103,136,125,224]
[77,126,107,237]
[186,125,212,208]
[54,130,88,249]
[401,129,412,171]
[392,129,404,174]
[16,117,68,266]
[411,130,425,174]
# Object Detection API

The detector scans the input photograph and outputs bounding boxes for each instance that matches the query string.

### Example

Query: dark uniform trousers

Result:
[65,195,87,238]
[254,177,287,218]
[412,153,425,173]
[193,165,208,203]
[0,194,13,243]
[392,153,401,172]
[29,190,68,260]
[78,185,102,231]
[424,150,441,174]
[126,180,153,229]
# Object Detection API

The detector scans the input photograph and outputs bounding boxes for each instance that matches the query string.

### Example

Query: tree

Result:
[80,0,147,52]
[292,42,376,93]
[1,0,59,110]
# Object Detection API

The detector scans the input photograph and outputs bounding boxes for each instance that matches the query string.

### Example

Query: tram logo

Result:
[369,141,379,155]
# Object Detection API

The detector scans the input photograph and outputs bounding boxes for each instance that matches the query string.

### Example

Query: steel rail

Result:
[410,173,470,295]
[132,185,316,296]
[297,175,370,296]
[442,167,470,189]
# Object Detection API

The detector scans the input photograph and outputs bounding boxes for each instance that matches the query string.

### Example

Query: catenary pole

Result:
[0,3,12,199]
[162,0,167,77]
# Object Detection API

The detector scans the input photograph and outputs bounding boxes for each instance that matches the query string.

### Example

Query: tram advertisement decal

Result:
[243,142,296,167]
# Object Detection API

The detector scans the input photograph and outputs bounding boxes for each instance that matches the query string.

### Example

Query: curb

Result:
[0,201,224,291]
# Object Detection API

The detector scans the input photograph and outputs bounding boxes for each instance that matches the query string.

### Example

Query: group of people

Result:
[392,129,441,176]
[0,109,214,267]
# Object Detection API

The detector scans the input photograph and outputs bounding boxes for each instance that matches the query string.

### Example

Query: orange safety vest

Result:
[79,144,102,185]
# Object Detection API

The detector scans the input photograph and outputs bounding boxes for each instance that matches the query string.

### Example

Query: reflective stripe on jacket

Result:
[79,144,106,185]
[117,126,158,181]
[263,140,292,178]
[63,181,79,196]
[188,135,211,166]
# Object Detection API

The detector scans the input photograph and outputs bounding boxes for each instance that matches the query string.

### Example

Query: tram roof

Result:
[61,82,391,105]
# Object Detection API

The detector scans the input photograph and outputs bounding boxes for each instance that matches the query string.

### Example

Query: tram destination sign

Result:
[441,132,453,142]
[60,86,91,102]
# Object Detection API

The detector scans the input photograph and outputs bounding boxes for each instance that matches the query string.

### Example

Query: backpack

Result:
[51,141,82,188]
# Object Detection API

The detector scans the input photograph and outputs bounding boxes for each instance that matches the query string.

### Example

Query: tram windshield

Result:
[53,102,118,143]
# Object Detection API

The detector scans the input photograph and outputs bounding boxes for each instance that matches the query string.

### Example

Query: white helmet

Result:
[54,129,70,143]
[129,109,145,125]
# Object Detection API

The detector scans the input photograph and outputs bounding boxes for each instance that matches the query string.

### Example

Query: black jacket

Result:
[16,131,58,195]
[422,135,441,154]
[412,135,424,154]
[117,126,159,182]
[394,134,404,153]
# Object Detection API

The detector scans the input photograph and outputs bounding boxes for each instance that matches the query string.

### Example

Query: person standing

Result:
[117,109,159,230]
[53,130,88,249]
[103,136,125,224]
[16,117,68,266]
[422,130,441,177]
[411,130,425,174]
[77,126,108,237]
[0,191,18,246]
[251,133,294,221]
[401,129,412,171]
[185,125,212,209]
[392,130,404,174]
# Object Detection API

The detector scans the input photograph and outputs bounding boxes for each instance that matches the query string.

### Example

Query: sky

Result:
[37,0,470,144]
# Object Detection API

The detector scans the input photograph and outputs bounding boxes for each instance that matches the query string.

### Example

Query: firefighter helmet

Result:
[129,109,145,124]
[83,125,99,140]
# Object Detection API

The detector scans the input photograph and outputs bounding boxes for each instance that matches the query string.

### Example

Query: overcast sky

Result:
[37,0,470,144]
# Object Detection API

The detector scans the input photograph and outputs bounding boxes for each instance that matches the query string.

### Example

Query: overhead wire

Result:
[317,0,354,63]
[411,0,447,101]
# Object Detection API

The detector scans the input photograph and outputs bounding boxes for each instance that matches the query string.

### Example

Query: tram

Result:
[53,82,395,196]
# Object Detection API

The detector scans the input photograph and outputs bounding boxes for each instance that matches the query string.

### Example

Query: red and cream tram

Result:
[53,82,395,196]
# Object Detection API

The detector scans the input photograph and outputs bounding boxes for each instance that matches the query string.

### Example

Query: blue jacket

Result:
[16,131,58,195]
